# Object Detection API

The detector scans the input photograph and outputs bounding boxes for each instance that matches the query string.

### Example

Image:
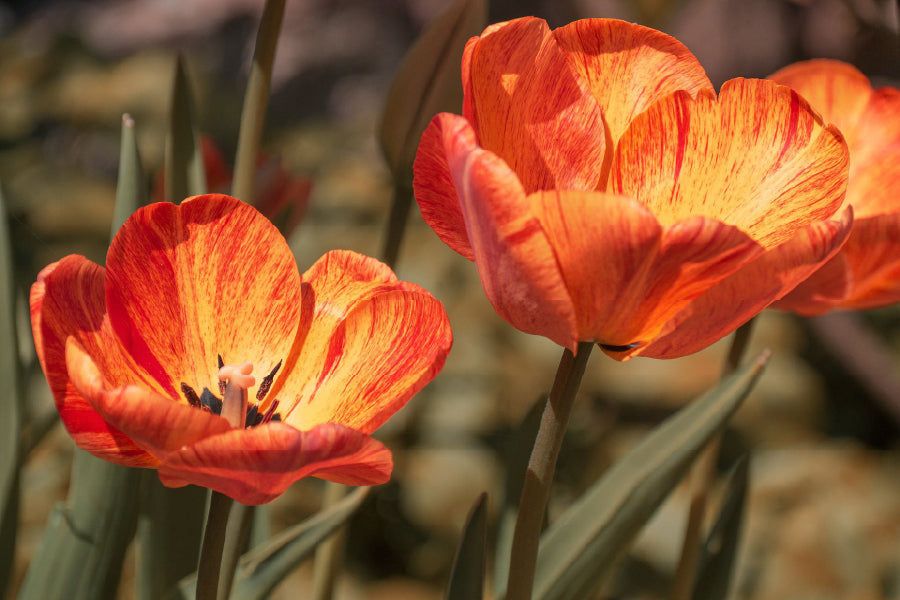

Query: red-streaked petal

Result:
[838,214,900,310]
[639,208,853,359]
[553,18,713,149]
[612,78,849,249]
[105,194,302,399]
[843,88,900,217]
[157,422,392,505]
[66,337,232,457]
[282,288,452,434]
[30,256,158,467]
[771,253,851,316]
[414,113,476,260]
[449,125,578,349]
[465,17,607,192]
[531,190,761,348]
[768,59,872,139]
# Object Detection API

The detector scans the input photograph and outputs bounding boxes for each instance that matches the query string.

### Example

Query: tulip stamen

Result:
[219,362,255,428]
[256,360,282,401]
[180,358,285,427]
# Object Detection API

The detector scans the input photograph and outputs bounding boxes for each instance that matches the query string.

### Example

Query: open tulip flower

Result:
[769,60,900,314]
[414,17,853,360]
[30,194,452,505]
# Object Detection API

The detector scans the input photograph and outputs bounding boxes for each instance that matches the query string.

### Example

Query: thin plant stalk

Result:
[670,318,756,600]
[232,0,286,204]
[196,491,235,600]
[218,503,255,600]
[311,483,349,600]
[506,341,594,600]
[381,182,414,268]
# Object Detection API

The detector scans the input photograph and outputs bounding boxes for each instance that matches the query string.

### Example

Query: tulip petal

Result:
[640,208,853,359]
[273,250,452,431]
[838,213,900,310]
[414,113,477,260]
[553,18,713,148]
[770,252,851,316]
[30,256,157,467]
[612,78,849,249]
[531,190,761,348]
[66,337,232,457]
[157,422,392,505]
[105,194,303,400]
[449,126,578,349]
[464,17,608,192]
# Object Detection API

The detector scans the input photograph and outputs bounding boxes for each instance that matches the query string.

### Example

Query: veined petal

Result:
[66,337,232,457]
[771,253,851,316]
[105,194,303,399]
[30,256,158,467]
[157,422,392,505]
[531,191,761,349]
[612,78,849,249]
[553,18,713,150]
[838,214,900,310]
[414,113,477,260]
[449,127,578,349]
[274,250,451,427]
[640,208,853,359]
[282,288,452,434]
[465,17,607,192]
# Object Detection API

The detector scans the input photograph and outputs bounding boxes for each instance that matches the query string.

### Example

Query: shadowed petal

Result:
[30,256,158,467]
[449,127,578,349]
[639,208,853,359]
[553,18,713,150]
[612,78,849,249]
[105,194,303,398]
[532,190,761,349]
[771,252,851,316]
[66,337,232,458]
[157,422,392,505]
[414,113,476,260]
[838,214,900,310]
[282,287,452,434]
[464,17,607,192]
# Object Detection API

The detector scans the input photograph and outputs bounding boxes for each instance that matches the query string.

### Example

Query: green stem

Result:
[217,503,255,600]
[506,341,594,600]
[232,0,286,204]
[380,182,413,268]
[670,318,756,600]
[311,483,349,600]
[196,491,234,600]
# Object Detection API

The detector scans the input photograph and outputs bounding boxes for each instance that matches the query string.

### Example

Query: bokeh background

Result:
[4,0,900,597]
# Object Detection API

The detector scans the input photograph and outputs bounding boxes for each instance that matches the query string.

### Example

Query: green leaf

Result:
[493,396,545,599]
[0,184,21,597]
[692,454,750,600]
[446,492,488,600]
[172,486,371,600]
[165,55,207,202]
[378,0,486,184]
[111,114,148,237]
[519,351,768,600]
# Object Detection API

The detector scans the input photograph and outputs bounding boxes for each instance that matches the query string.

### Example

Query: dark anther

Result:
[245,404,261,427]
[200,388,223,414]
[599,341,643,353]
[181,383,201,408]
[217,354,226,395]
[262,399,280,422]
[256,360,283,401]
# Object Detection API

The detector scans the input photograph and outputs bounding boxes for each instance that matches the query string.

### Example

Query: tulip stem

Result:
[381,182,414,268]
[217,503,255,600]
[670,318,756,600]
[506,341,594,600]
[311,483,350,600]
[196,491,234,600]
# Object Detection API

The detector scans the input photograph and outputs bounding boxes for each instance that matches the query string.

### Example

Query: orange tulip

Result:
[31,194,452,505]
[153,135,312,238]
[413,17,852,359]
[768,59,900,314]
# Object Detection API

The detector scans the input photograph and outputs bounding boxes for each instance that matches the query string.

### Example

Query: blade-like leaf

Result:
[111,114,149,237]
[493,396,545,598]
[379,0,486,183]
[165,56,207,203]
[446,492,488,600]
[693,454,750,600]
[172,486,371,600]
[0,184,21,597]
[513,351,768,600]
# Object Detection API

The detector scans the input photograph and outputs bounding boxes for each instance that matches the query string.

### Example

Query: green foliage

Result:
[446,492,488,600]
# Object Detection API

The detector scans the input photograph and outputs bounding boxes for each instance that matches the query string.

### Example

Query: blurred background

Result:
[4,0,900,598]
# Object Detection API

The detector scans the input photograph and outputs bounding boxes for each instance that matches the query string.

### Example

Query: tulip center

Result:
[180,355,283,428]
